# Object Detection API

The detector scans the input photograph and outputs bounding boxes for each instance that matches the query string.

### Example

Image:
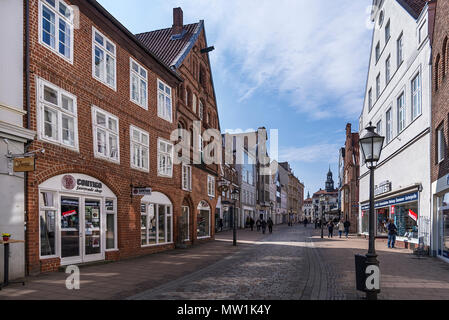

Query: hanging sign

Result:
[13,157,35,172]
[132,187,152,196]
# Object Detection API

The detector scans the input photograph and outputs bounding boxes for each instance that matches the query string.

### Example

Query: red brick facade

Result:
[24,0,219,275]
[431,0,449,183]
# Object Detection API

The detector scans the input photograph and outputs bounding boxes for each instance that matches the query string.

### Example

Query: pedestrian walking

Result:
[304,217,308,228]
[261,219,267,234]
[387,219,398,248]
[327,221,334,238]
[246,216,251,229]
[256,219,261,232]
[315,218,318,229]
[249,218,255,231]
[219,219,223,232]
[337,220,344,238]
[343,220,351,238]
[268,218,273,234]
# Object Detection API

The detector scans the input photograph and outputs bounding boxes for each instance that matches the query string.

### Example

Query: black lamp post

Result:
[359,122,385,301]
[231,187,240,246]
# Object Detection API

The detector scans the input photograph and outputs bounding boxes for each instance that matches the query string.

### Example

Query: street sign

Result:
[132,187,152,196]
[13,157,35,172]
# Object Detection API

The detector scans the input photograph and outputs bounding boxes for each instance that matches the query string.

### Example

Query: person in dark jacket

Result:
[261,219,267,234]
[219,219,224,232]
[267,218,274,234]
[304,217,308,228]
[387,219,398,248]
[249,218,255,231]
[343,220,351,238]
[327,221,334,238]
[256,219,261,231]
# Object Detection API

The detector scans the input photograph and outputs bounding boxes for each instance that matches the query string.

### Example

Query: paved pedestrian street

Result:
[1,224,449,300]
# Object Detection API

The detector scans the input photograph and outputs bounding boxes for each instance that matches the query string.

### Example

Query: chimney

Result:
[172,7,183,35]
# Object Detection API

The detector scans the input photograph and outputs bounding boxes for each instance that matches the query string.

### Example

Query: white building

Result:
[0,0,36,281]
[359,0,432,248]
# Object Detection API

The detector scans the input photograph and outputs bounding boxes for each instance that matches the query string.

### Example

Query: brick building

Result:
[24,0,220,275]
[339,123,359,233]
[430,0,449,261]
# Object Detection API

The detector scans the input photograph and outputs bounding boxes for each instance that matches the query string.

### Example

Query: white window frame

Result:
[397,92,406,133]
[130,58,148,109]
[158,138,174,178]
[397,33,403,68]
[37,78,79,151]
[368,88,373,111]
[411,72,422,121]
[199,100,204,121]
[418,20,427,46]
[141,202,173,247]
[182,164,192,191]
[386,107,393,143]
[92,27,117,91]
[438,125,445,164]
[38,0,74,63]
[105,198,118,251]
[375,42,380,63]
[130,125,150,172]
[376,120,382,136]
[39,190,58,259]
[157,79,173,122]
[207,175,215,198]
[92,106,120,163]
[385,20,391,43]
[376,73,381,99]
[386,55,391,84]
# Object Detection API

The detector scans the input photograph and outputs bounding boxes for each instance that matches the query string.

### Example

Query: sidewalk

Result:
[310,229,449,300]
[0,229,263,300]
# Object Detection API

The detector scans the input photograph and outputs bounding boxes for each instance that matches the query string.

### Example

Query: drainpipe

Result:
[24,0,31,276]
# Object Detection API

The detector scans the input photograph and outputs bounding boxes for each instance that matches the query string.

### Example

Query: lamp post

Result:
[359,122,385,301]
[231,187,240,246]
[320,195,324,238]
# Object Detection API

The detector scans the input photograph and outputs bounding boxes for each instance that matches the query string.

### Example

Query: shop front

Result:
[197,200,211,239]
[39,174,117,266]
[435,193,449,262]
[361,191,419,243]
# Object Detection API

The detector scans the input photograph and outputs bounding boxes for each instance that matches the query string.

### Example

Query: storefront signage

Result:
[374,181,391,197]
[361,192,419,211]
[62,175,103,194]
[13,157,35,172]
[132,187,152,196]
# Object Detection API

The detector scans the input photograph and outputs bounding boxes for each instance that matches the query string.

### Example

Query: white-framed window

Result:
[158,139,174,177]
[438,125,445,163]
[386,107,393,143]
[411,73,422,121]
[385,55,391,84]
[376,120,382,135]
[207,175,215,197]
[368,88,373,111]
[397,33,403,67]
[157,79,172,122]
[385,20,391,43]
[182,164,192,191]
[141,202,173,246]
[92,27,116,90]
[37,78,78,150]
[92,106,120,163]
[376,74,381,99]
[199,100,204,120]
[192,94,197,113]
[39,191,57,258]
[105,198,118,250]
[39,0,74,63]
[397,92,406,133]
[130,125,149,172]
[375,42,380,63]
[130,58,148,109]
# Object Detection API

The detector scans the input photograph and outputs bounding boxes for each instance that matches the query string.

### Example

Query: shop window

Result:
[361,211,369,234]
[197,205,211,238]
[105,199,116,250]
[394,202,418,239]
[39,0,74,62]
[37,78,78,150]
[141,202,172,246]
[130,125,149,172]
[130,58,148,109]
[157,79,172,122]
[92,106,120,163]
[40,191,57,257]
[376,207,390,236]
[92,27,116,90]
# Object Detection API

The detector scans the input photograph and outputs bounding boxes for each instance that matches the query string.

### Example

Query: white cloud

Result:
[172,0,372,120]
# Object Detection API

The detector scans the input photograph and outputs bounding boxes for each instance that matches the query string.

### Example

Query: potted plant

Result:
[2,233,11,241]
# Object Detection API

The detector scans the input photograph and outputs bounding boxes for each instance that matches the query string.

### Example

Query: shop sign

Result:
[62,175,103,194]
[13,157,35,172]
[132,187,152,196]
[361,192,419,211]
[374,181,391,197]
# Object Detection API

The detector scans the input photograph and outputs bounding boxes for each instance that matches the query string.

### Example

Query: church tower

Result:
[325,167,334,192]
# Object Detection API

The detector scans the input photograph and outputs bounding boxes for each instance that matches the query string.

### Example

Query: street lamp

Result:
[359,122,385,300]
[231,187,240,246]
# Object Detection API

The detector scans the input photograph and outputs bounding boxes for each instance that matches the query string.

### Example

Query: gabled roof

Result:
[136,22,202,68]
[397,0,429,19]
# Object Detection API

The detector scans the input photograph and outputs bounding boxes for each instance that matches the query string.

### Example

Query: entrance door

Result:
[60,196,81,264]
[440,208,449,259]
[84,199,103,262]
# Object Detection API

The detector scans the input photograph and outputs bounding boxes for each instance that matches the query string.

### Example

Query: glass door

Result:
[84,199,103,262]
[60,196,81,264]
[442,209,449,259]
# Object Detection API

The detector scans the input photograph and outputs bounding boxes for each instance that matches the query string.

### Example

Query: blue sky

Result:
[98,0,373,196]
